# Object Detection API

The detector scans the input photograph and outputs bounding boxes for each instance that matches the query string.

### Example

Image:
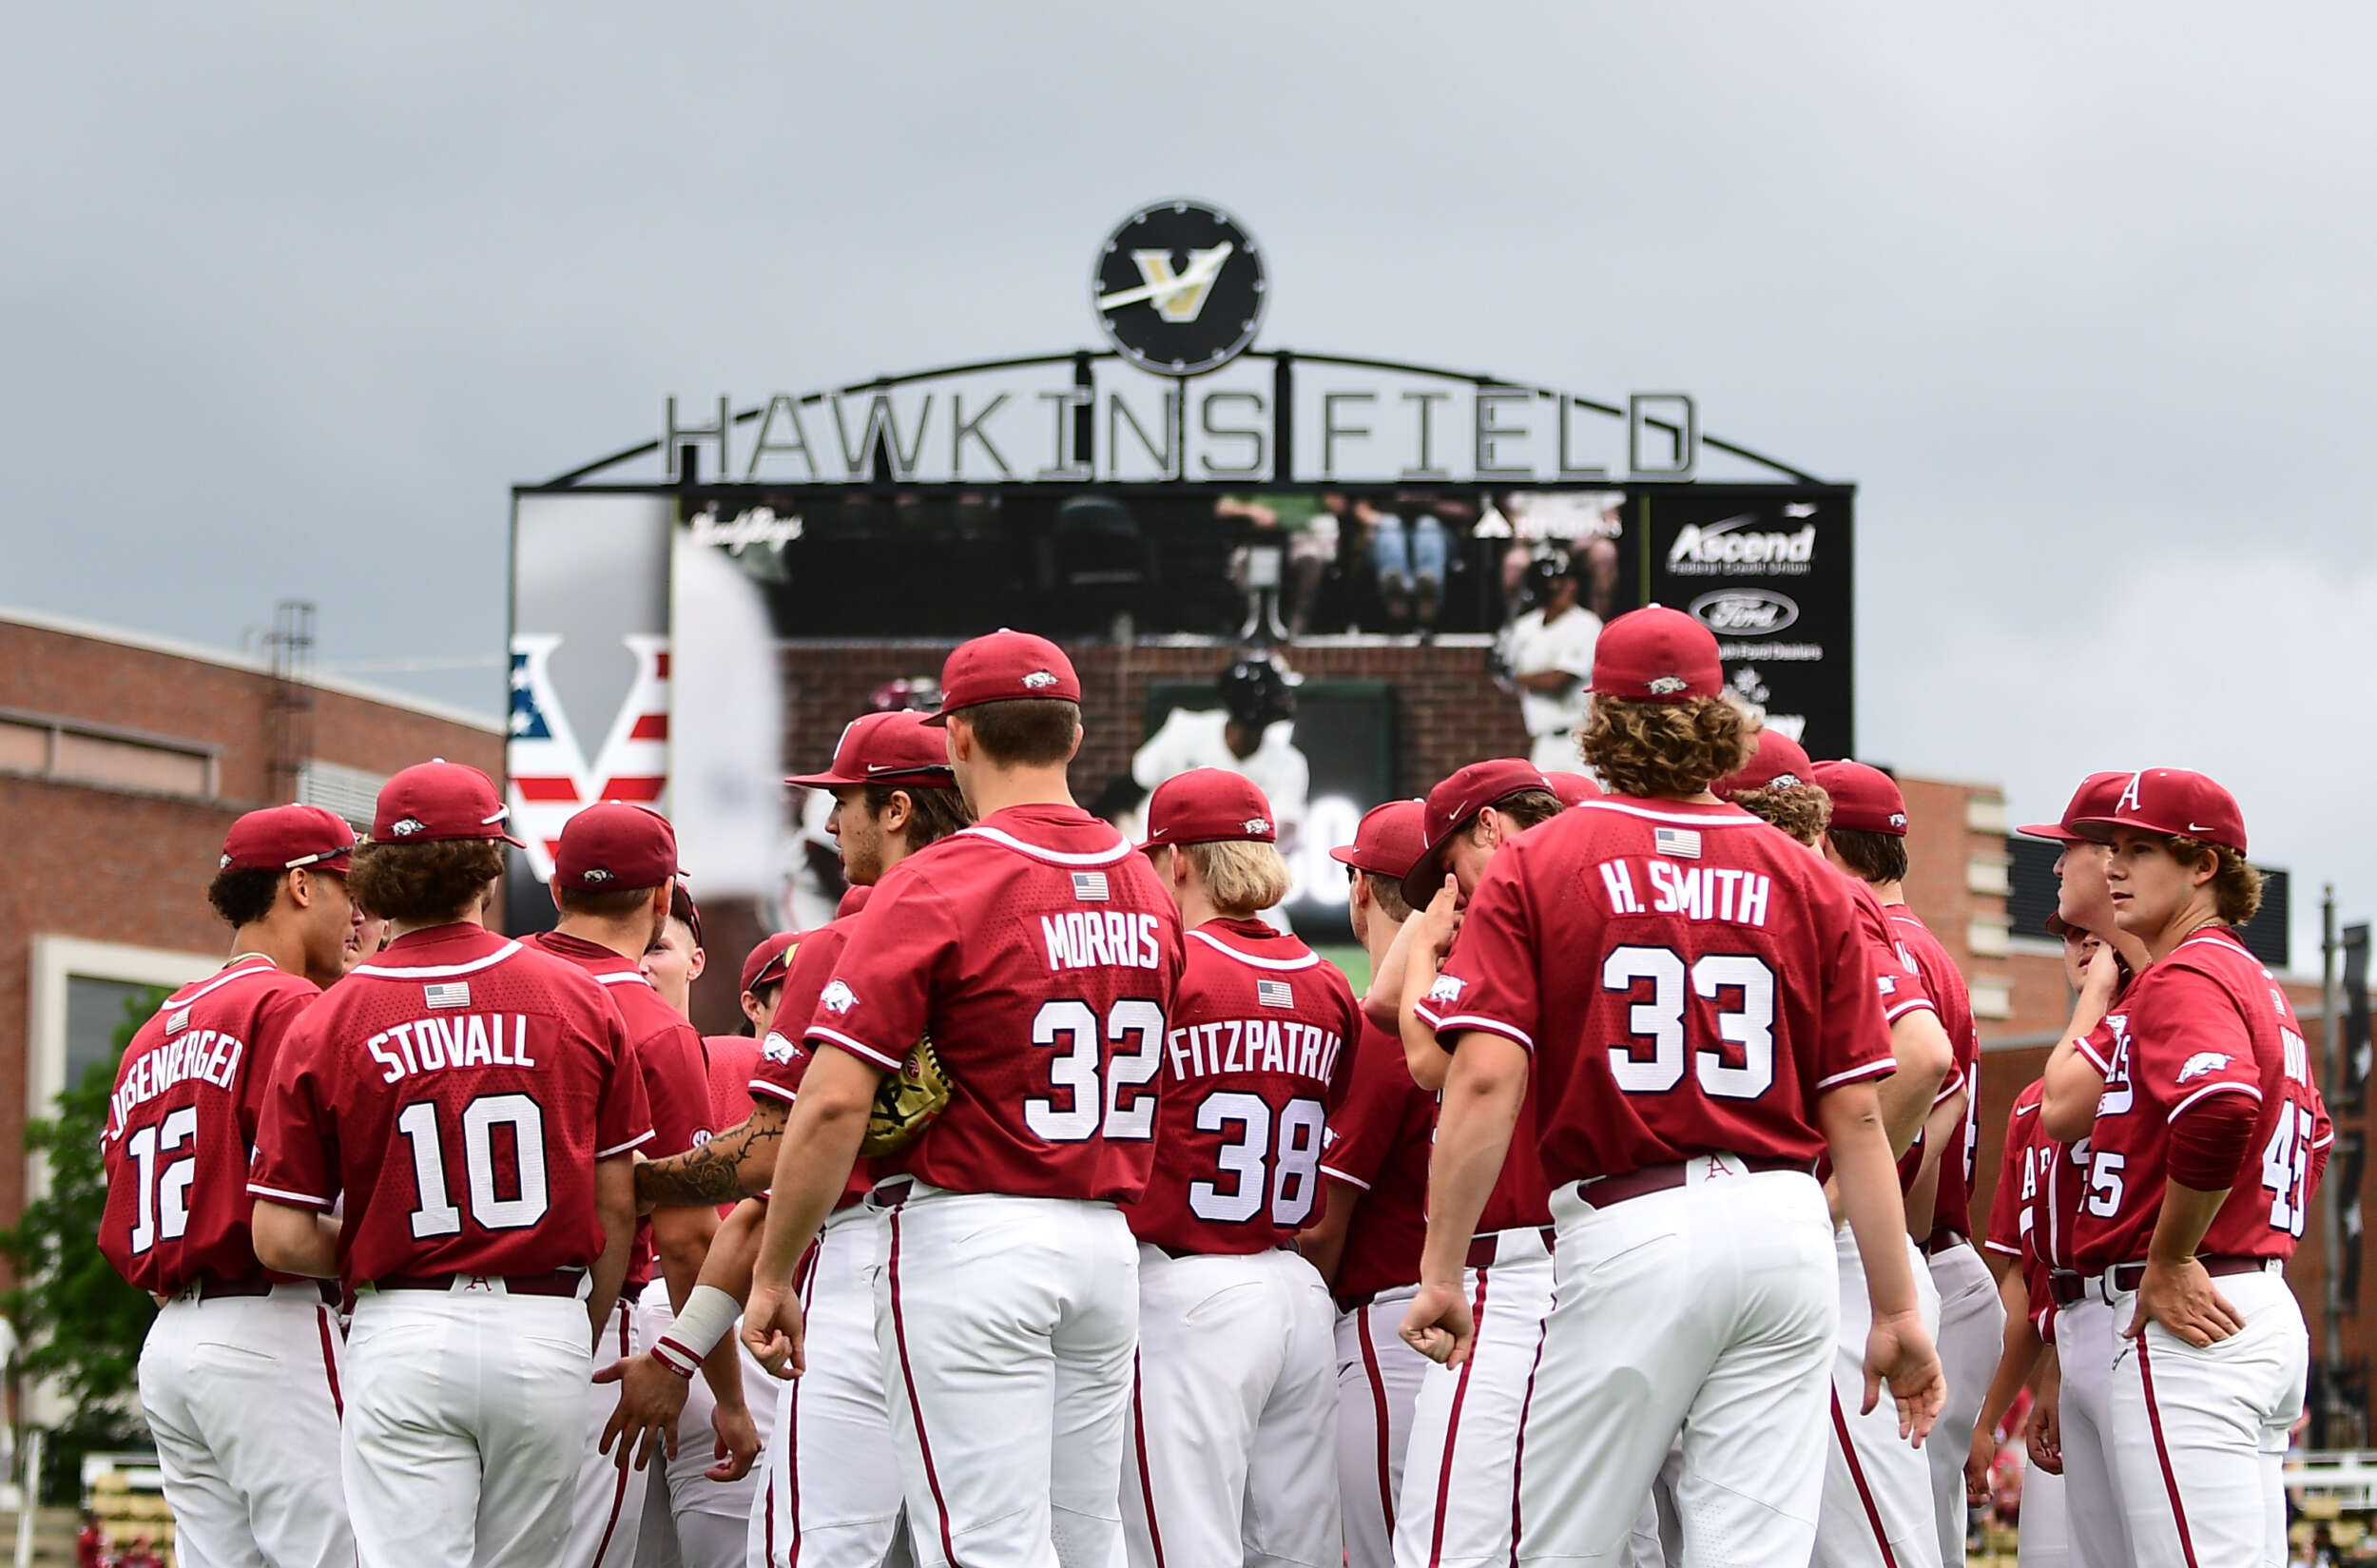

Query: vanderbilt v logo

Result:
[1131,247,1228,322]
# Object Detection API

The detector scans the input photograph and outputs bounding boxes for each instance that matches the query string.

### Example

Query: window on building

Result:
[0,711,217,798]
[297,759,388,829]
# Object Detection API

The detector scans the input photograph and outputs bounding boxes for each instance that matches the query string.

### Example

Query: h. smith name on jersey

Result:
[1595,858,1773,926]
[364,1014,539,1083]
[1168,1017,1344,1085]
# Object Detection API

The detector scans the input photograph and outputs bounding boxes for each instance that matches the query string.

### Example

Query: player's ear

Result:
[285,866,312,911]
[548,876,567,913]
[1066,722,1083,764]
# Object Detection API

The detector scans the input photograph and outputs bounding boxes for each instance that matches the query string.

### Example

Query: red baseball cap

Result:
[1546,772,1602,807]
[2072,768,2248,856]
[1591,605,1723,703]
[220,804,356,874]
[1140,768,1278,849]
[1401,758,1555,908]
[740,931,800,997]
[925,629,1081,723]
[1811,761,1907,836]
[787,710,955,788]
[553,802,683,892]
[375,760,527,846]
[1330,799,1427,880]
[1713,728,1814,800]
[836,883,873,919]
[2015,770,2132,842]
[668,883,703,949]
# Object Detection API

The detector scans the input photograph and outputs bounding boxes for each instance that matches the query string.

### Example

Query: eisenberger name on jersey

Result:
[106,1021,245,1141]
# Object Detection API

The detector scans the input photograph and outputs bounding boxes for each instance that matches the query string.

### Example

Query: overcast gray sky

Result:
[6,3,2372,964]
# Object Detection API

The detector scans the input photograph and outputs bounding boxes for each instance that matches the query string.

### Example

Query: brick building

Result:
[0,608,503,1243]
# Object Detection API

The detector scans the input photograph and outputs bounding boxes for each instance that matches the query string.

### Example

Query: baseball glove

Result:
[860,1035,951,1156]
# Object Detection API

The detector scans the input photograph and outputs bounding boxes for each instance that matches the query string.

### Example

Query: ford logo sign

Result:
[1687,589,1800,635]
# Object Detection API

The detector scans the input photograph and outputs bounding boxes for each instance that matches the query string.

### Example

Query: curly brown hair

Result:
[350,839,505,926]
[2161,835,2265,926]
[861,783,972,849]
[1578,694,1756,800]
[1731,784,1834,847]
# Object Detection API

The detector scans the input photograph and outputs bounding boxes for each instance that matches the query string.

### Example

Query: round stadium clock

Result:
[1092,200,1266,376]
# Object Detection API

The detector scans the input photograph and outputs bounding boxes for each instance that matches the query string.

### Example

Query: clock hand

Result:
[1094,242,1233,311]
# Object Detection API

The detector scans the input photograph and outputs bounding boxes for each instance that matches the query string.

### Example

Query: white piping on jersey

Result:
[353,939,525,980]
[1573,800,1764,828]
[595,1129,656,1160]
[1425,1012,1535,1052]
[807,1024,905,1073]
[246,1180,332,1210]
[594,970,655,989]
[2166,1080,2262,1123]
[957,824,1134,867]
[747,1078,796,1106]
[164,954,285,1010]
[1186,928,1321,971]
[1882,997,1938,1023]
[1318,1162,1371,1191]
[1815,1057,1898,1091]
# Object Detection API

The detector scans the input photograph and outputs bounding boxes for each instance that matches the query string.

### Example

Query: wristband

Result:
[652,1284,742,1379]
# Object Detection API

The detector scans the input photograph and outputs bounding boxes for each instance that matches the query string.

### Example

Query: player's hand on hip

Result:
[1963,1423,1998,1507]
[1400,1279,1475,1367]
[2132,1256,2245,1346]
[2024,1388,2063,1476]
[742,1279,806,1379]
[707,1399,762,1482]
[1862,1307,1945,1446]
[592,1353,690,1472]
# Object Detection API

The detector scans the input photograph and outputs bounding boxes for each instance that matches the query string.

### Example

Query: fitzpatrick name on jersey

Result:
[1167,1017,1343,1085]
[106,1029,246,1142]
[1594,858,1774,926]
[364,1014,539,1083]
[1039,909,1167,972]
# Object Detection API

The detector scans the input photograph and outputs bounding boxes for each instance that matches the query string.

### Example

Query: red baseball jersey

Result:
[802,804,1185,1203]
[99,956,319,1296]
[248,925,652,1287]
[531,932,713,1288]
[704,1034,760,1133]
[1126,919,1357,1255]
[751,918,869,1210]
[2071,925,2331,1269]
[1321,1017,1438,1300]
[1420,797,1896,1188]
[1888,903,1981,1236]
[1984,1079,2060,1338]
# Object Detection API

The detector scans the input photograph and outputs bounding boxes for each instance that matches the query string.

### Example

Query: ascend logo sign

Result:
[1688,589,1800,636]
[1666,505,1819,576]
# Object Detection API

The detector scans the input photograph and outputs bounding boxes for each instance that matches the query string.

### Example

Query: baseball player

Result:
[1400,606,1943,1568]
[1498,553,1601,773]
[1816,759,2006,1563]
[2058,770,2329,1566]
[1387,759,1566,1568]
[1722,731,1957,1567]
[1298,800,1439,1568]
[246,760,651,1568]
[1129,656,1309,911]
[639,883,708,1016]
[2022,771,2151,1568]
[100,804,358,1568]
[738,629,1185,1568]
[1118,768,1357,1568]
[617,707,967,1568]
[529,803,757,1568]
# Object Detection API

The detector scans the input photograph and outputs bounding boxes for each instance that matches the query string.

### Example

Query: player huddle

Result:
[94,610,2322,1568]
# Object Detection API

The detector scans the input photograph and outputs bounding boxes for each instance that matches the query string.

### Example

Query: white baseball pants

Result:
[1123,1246,1342,1568]
[1815,1223,1944,1568]
[1335,1285,1429,1568]
[2017,1458,2068,1567]
[631,1278,780,1568]
[750,1210,911,1568]
[2052,1293,2134,1568]
[561,1294,650,1568]
[136,1285,353,1568]
[2107,1266,2306,1568]
[342,1283,591,1568]
[1925,1241,2005,1565]
[1396,1227,1556,1568]
[1519,1161,1839,1568]
[873,1184,1139,1568]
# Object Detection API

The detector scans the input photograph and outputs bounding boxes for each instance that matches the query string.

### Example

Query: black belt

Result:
[374,1269,584,1298]
[2049,1268,2086,1307]
[1922,1230,1972,1259]
[185,1273,337,1305]
[2106,1255,2279,1296]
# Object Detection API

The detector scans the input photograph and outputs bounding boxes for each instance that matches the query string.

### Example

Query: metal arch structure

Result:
[534,348,1825,490]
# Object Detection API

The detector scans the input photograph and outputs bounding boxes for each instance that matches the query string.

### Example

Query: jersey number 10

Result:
[397,1094,552,1239]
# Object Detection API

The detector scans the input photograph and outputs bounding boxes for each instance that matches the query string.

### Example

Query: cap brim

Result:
[784,769,861,789]
[2013,822,2083,842]
[1399,838,1457,912]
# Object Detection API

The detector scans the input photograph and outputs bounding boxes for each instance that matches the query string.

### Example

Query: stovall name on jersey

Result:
[1168,1018,1343,1086]
[107,1029,246,1139]
[1038,910,1165,973]
[366,1014,538,1084]
[1594,858,1772,926]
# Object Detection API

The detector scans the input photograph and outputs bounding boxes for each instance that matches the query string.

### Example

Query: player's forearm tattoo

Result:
[635,1113,783,1206]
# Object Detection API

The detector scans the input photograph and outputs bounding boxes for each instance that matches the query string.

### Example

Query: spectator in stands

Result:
[1356,494,1447,632]
[1497,552,1602,771]
[74,1511,104,1568]
[1215,493,1337,638]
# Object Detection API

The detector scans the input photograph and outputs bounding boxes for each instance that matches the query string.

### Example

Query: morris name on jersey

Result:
[1039,909,1167,971]
[364,1014,538,1083]
[107,1029,245,1141]
[1168,1017,1343,1086]
[1594,858,1773,925]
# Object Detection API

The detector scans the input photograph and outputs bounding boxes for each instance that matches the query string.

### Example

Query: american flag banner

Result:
[1072,870,1111,901]
[424,981,472,1010]
[507,631,672,881]
[1653,825,1702,861]
[1257,978,1295,1009]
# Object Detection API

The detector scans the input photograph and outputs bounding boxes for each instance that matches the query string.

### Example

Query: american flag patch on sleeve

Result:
[1653,826,1702,861]
[1257,978,1295,1009]
[425,981,472,1009]
[1072,871,1111,901]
